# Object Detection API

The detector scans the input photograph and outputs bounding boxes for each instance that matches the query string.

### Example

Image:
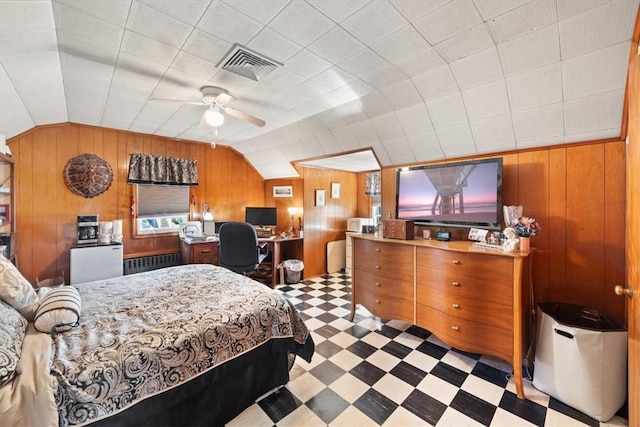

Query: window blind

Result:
[137,185,189,217]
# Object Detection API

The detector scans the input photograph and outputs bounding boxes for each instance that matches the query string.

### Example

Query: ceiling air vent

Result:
[217,44,282,81]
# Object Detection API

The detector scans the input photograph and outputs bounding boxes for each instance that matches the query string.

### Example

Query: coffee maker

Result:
[77,215,99,246]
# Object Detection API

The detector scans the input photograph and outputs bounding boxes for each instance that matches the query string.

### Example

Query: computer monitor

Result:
[245,207,277,228]
[213,221,228,234]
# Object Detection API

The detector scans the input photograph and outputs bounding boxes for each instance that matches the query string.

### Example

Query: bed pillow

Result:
[34,286,81,335]
[0,255,39,321]
[0,299,28,386]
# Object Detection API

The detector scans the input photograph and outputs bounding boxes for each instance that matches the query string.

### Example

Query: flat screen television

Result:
[395,158,503,230]
[245,207,277,228]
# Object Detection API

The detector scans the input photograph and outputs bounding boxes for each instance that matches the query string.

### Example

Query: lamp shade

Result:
[287,207,297,215]
[203,106,225,127]
[365,172,381,195]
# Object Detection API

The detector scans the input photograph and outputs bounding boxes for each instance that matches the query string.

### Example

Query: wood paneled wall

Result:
[379,140,626,322]
[8,123,265,284]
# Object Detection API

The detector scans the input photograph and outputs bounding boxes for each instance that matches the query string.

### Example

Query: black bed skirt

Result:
[87,336,314,427]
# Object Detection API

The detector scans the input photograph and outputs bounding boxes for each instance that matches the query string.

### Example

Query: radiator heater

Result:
[124,253,181,275]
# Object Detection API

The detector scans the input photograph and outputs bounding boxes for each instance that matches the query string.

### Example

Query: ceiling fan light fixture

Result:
[204,106,225,127]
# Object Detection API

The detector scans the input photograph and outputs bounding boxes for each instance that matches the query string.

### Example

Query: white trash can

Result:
[532,303,627,421]
[282,259,304,284]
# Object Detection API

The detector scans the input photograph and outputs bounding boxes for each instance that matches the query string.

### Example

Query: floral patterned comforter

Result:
[51,264,311,426]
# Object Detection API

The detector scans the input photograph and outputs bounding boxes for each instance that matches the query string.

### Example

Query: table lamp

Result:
[287,207,297,232]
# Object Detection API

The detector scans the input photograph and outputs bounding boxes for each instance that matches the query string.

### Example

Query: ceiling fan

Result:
[151,86,265,132]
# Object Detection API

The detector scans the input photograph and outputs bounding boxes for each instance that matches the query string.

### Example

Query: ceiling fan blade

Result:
[214,92,235,105]
[150,98,205,106]
[223,107,265,127]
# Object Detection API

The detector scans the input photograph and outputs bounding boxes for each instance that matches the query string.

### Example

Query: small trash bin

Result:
[532,302,627,421]
[282,259,303,284]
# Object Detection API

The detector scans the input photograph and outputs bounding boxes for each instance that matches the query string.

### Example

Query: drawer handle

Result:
[375,265,380,269]
[375,282,381,287]
[200,249,211,253]
[374,299,380,304]
[375,248,381,252]
[452,303,460,309]
[451,281,460,286]
[452,260,460,265]
[452,325,459,331]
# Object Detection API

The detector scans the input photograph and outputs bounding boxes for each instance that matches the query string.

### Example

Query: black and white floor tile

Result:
[227,273,628,427]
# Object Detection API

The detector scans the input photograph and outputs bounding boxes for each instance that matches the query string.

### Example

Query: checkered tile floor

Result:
[227,273,628,427]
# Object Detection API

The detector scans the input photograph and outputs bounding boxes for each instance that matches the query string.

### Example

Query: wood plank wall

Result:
[8,123,265,284]
[378,140,626,322]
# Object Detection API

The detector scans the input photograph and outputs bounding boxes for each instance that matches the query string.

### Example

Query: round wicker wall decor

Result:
[63,153,114,199]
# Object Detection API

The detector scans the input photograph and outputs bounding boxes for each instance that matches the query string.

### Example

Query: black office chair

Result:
[218,222,270,279]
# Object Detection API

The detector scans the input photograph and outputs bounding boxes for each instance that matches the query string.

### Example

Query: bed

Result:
[0,263,314,426]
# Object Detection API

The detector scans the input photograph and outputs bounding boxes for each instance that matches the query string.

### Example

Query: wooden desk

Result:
[180,236,303,288]
[259,236,304,288]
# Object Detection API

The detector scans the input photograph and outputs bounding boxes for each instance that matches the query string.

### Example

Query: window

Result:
[135,184,190,235]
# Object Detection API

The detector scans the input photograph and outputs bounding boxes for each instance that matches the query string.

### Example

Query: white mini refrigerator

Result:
[70,245,124,285]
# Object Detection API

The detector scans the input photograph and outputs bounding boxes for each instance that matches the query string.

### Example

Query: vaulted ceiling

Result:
[1,1,638,179]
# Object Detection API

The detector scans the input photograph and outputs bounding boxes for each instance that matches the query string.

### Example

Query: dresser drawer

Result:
[357,286,413,323]
[417,306,513,362]
[417,266,513,306]
[419,287,512,329]
[354,239,413,280]
[417,247,511,283]
[354,269,413,300]
[191,242,218,264]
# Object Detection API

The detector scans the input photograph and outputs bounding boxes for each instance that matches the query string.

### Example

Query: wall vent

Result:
[217,44,282,81]
[124,253,181,275]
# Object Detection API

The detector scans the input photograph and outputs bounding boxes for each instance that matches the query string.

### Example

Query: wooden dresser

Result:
[350,234,533,400]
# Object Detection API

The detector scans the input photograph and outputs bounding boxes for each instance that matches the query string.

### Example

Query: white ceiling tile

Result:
[313,129,341,153]
[0,30,58,58]
[469,114,515,150]
[182,29,233,64]
[285,49,332,78]
[316,108,348,129]
[171,51,219,80]
[371,112,404,140]
[198,2,263,45]
[412,65,459,102]
[339,49,389,77]
[307,25,366,64]
[371,25,432,64]
[427,93,467,128]
[512,102,564,142]
[462,80,510,121]
[333,101,367,125]
[311,66,356,90]
[473,0,530,20]
[390,0,451,23]
[435,123,476,157]
[127,2,193,48]
[140,0,210,25]
[56,5,124,50]
[2,53,67,125]
[247,26,302,63]
[498,24,560,76]
[259,68,306,91]
[349,121,380,145]
[0,66,36,136]
[433,24,495,63]
[370,142,392,166]
[450,47,503,90]
[487,1,557,44]
[379,80,423,111]
[414,1,482,44]
[382,136,415,165]
[356,92,393,119]
[332,125,359,151]
[57,30,119,68]
[562,42,630,100]
[292,80,332,101]
[556,0,609,20]
[223,0,290,24]
[1,1,55,32]
[307,0,369,23]
[359,65,408,91]
[62,56,113,124]
[54,0,130,27]
[564,89,624,137]
[269,2,335,47]
[560,1,638,59]
[406,129,444,160]
[121,30,178,67]
[506,63,562,111]
[342,1,408,44]
[394,48,447,78]
[396,103,434,135]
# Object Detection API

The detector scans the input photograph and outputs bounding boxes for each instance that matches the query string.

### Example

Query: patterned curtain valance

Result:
[127,154,199,186]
